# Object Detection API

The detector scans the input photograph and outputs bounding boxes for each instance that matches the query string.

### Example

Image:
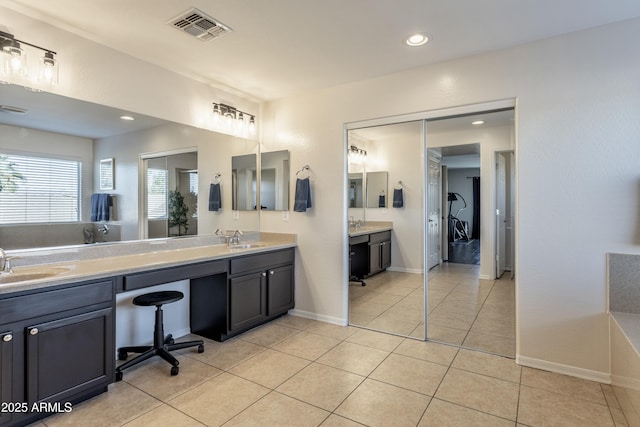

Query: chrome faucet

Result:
[0,248,13,274]
[229,230,243,246]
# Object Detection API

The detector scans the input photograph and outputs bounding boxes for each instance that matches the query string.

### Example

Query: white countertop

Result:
[0,232,296,295]
[348,221,393,237]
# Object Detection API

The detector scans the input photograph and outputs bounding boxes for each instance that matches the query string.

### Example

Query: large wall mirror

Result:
[0,83,259,250]
[347,121,425,339]
[260,150,290,211]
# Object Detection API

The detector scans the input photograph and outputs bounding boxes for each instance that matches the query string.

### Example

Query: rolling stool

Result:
[115,290,204,381]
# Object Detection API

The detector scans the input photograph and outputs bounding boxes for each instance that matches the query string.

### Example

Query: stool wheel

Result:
[115,371,123,382]
[118,350,128,361]
[198,344,204,353]
[171,366,179,376]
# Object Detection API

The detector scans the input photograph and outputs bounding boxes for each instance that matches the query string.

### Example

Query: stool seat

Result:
[133,290,183,306]
[116,289,204,381]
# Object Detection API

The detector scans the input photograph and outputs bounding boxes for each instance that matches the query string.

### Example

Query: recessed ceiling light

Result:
[120,115,134,121]
[472,120,485,125]
[405,33,429,47]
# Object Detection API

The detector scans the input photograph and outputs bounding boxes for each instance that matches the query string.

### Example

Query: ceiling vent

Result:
[169,8,232,42]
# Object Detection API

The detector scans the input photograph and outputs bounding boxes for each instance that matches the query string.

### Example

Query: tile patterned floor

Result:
[35,316,627,426]
[349,263,516,357]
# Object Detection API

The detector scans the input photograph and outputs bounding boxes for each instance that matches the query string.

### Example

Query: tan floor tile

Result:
[518,385,614,426]
[305,322,358,340]
[470,316,515,339]
[335,379,431,427]
[168,373,269,426]
[348,311,377,326]
[272,331,340,360]
[346,327,404,351]
[229,348,310,388]
[317,341,389,376]
[462,331,515,357]
[224,391,329,426]
[409,323,426,339]
[452,348,520,383]
[238,322,300,347]
[272,314,320,330]
[122,404,203,427]
[427,323,467,345]
[185,337,266,370]
[320,414,367,426]
[384,305,424,323]
[276,363,364,411]
[121,354,222,401]
[366,315,420,336]
[435,368,519,420]
[394,338,458,366]
[350,300,389,316]
[428,309,477,330]
[521,367,607,405]
[44,381,161,427]
[418,398,515,426]
[370,353,448,396]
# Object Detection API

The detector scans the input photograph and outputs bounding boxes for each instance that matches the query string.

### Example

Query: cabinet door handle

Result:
[2,334,12,342]
[261,272,267,277]
[269,270,274,275]
[29,328,39,336]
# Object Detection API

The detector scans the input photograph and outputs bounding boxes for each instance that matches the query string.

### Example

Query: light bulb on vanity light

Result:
[2,39,27,77]
[37,51,58,85]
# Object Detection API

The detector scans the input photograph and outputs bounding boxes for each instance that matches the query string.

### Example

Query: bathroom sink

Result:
[0,267,70,284]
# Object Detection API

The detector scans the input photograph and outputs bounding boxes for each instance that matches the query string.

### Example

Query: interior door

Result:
[427,153,441,269]
[496,153,507,278]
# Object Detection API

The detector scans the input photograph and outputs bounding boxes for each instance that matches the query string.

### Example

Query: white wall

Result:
[261,19,640,378]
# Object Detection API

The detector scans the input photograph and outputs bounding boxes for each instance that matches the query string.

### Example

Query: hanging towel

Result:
[90,193,112,222]
[378,194,386,208]
[208,183,222,211]
[294,177,312,212]
[393,188,404,208]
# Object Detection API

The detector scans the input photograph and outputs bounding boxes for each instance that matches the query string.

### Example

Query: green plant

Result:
[0,154,24,192]
[168,188,189,236]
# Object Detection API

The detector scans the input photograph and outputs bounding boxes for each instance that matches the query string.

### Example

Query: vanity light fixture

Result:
[472,120,485,125]
[405,32,430,47]
[212,102,256,136]
[0,30,59,85]
[348,145,367,163]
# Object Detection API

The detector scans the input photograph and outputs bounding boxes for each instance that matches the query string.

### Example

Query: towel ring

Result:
[211,172,222,184]
[395,180,404,189]
[296,165,311,179]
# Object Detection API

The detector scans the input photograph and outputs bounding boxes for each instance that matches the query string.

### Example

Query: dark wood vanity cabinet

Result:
[0,279,115,426]
[369,231,391,275]
[227,249,294,336]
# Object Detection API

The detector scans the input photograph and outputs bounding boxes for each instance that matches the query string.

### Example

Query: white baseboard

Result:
[387,267,424,274]
[516,354,611,384]
[288,309,347,326]
[479,274,493,280]
[611,375,640,391]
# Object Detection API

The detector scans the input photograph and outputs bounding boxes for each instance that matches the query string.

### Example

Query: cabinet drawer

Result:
[124,260,227,291]
[230,249,294,275]
[0,280,114,324]
[369,231,391,244]
[349,235,369,245]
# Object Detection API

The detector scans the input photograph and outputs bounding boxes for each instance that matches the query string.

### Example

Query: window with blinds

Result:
[147,168,168,219]
[0,153,81,224]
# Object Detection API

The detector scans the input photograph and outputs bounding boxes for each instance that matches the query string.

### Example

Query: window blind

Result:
[0,153,81,224]
[147,168,168,219]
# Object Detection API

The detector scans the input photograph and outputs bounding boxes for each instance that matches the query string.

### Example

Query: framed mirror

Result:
[260,150,290,211]
[366,171,388,208]
[231,153,257,211]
